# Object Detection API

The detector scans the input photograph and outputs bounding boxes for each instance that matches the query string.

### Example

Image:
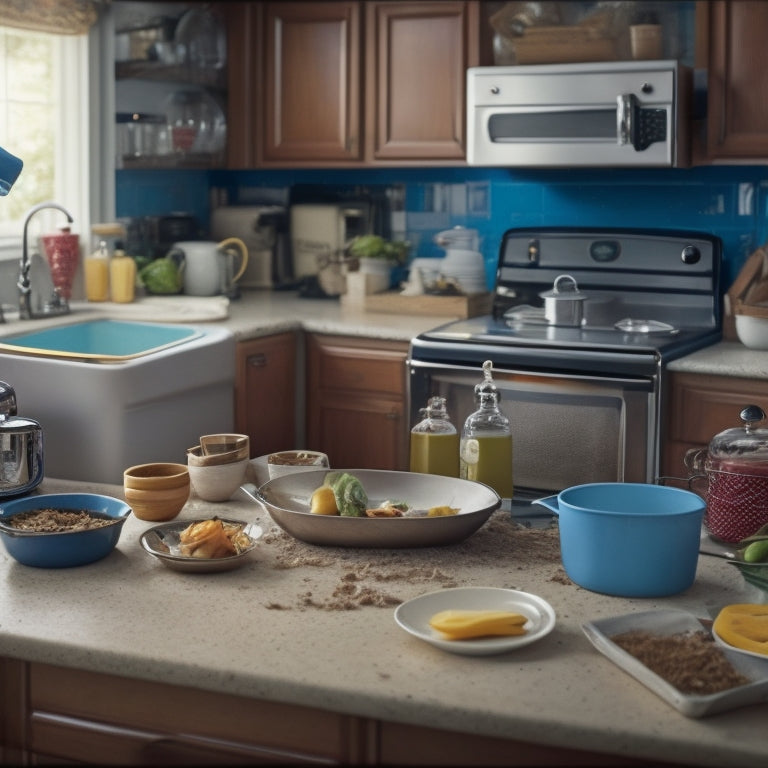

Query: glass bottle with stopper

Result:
[409,396,460,477]
[460,360,514,498]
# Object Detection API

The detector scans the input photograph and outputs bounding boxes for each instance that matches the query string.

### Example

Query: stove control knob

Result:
[681,245,701,264]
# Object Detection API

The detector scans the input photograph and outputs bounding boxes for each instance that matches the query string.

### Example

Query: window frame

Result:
[0,28,95,260]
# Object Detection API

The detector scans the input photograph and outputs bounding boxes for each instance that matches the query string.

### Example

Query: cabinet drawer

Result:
[309,334,407,395]
[28,663,362,764]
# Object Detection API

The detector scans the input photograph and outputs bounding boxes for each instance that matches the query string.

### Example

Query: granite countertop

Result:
[2,290,767,376]
[1,471,766,767]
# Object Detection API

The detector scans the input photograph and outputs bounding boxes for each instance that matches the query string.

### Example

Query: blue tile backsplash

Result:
[117,164,768,292]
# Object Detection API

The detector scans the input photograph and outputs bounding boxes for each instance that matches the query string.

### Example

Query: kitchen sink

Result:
[0,319,235,484]
[0,319,203,361]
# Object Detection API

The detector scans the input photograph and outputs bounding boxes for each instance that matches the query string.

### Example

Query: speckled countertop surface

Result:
[0,290,456,344]
[2,292,768,764]
[2,290,766,377]
[0,471,765,767]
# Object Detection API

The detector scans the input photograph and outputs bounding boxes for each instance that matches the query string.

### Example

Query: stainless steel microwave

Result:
[467,60,691,168]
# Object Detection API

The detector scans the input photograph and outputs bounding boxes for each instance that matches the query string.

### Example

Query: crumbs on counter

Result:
[261,511,565,611]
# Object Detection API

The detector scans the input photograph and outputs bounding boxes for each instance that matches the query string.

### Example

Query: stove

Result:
[407,228,722,496]
[412,228,722,376]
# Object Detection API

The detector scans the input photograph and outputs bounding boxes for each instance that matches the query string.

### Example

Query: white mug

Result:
[170,238,249,297]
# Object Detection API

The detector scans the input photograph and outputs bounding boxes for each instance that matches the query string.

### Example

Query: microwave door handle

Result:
[616,93,637,146]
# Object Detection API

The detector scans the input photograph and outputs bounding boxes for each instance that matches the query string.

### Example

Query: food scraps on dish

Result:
[179,518,253,558]
[309,471,460,518]
[2,509,116,533]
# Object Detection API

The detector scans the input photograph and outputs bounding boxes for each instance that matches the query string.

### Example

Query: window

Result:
[0,26,90,253]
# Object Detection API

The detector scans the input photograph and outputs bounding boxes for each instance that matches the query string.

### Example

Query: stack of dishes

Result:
[441,249,487,294]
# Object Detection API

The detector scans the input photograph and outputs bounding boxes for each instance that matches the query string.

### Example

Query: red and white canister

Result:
[686,405,768,543]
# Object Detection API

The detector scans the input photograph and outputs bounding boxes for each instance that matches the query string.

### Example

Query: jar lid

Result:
[708,405,768,463]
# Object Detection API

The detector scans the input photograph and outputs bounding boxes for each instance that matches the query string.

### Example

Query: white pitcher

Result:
[170,238,249,297]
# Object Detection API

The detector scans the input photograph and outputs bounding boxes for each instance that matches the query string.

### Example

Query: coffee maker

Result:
[289,202,371,297]
[210,205,291,289]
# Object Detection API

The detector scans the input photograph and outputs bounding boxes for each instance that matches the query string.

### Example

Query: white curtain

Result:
[0,0,107,35]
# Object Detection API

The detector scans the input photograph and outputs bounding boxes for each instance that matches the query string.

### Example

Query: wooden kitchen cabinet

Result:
[305,334,408,470]
[661,371,768,478]
[704,1,768,160]
[0,657,664,766]
[364,1,478,162]
[3,659,366,765]
[235,333,298,457]
[262,1,363,163]
[226,1,478,167]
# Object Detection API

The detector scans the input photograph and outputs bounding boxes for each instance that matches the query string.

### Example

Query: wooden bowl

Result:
[199,433,249,457]
[187,444,249,467]
[124,463,190,522]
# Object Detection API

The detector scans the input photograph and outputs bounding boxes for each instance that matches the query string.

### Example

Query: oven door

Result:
[408,359,657,498]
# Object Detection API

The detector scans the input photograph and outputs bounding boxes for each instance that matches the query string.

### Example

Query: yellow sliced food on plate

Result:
[429,609,528,640]
[713,604,768,656]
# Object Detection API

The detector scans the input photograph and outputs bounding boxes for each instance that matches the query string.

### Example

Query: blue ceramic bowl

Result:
[0,493,131,568]
[534,483,706,598]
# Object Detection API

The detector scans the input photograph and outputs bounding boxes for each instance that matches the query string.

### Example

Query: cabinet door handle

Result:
[248,353,267,368]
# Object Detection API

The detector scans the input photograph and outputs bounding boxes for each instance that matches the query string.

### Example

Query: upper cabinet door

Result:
[706,0,768,159]
[263,1,362,162]
[365,2,478,162]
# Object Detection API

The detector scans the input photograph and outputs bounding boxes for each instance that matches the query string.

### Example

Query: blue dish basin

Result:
[0,319,202,361]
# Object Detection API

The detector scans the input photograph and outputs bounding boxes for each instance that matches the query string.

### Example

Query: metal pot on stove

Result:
[686,404,768,543]
[539,274,587,327]
[0,381,44,498]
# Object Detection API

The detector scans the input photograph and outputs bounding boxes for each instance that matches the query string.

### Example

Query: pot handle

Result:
[532,494,560,515]
[684,447,708,474]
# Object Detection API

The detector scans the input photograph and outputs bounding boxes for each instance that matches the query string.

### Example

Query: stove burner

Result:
[614,318,678,335]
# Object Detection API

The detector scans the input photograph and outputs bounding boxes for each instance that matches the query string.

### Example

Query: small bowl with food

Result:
[0,492,131,568]
[267,450,329,480]
[246,468,500,548]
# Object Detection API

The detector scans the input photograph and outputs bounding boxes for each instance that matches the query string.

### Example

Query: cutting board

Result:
[101,296,230,323]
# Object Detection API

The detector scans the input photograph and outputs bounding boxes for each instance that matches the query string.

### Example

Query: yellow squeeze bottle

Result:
[410,396,460,477]
[85,240,110,302]
[460,360,514,499]
[110,246,136,303]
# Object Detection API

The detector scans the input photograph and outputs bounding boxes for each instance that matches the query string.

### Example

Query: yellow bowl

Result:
[124,462,190,522]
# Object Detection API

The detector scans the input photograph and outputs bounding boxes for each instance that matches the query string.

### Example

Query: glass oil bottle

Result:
[409,396,460,477]
[460,360,514,498]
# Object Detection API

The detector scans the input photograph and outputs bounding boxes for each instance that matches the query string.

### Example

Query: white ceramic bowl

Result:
[188,457,248,502]
[251,468,501,548]
[735,314,768,350]
[267,450,329,480]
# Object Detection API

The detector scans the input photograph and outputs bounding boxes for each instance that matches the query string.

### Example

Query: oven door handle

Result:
[616,93,636,147]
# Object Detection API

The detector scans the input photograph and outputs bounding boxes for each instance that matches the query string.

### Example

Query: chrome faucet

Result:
[18,201,74,320]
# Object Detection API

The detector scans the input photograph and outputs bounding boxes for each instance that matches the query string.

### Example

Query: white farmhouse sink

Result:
[0,319,235,484]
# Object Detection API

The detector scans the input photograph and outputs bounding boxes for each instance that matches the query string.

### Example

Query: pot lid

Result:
[708,405,768,463]
[539,274,587,301]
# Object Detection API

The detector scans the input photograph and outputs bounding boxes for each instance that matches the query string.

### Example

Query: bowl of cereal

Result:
[0,492,131,568]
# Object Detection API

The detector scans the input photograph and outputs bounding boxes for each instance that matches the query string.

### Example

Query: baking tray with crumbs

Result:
[582,609,768,717]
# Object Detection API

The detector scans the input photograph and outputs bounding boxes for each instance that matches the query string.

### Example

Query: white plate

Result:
[394,587,556,656]
[583,609,768,717]
[140,518,262,573]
